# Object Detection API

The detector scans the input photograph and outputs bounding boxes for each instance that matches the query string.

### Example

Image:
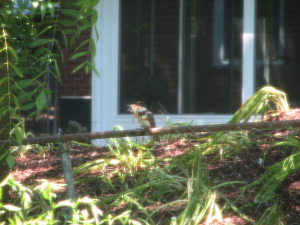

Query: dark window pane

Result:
[183,0,243,113]
[119,0,243,114]
[255,0,300,107]
[119,0,179,114]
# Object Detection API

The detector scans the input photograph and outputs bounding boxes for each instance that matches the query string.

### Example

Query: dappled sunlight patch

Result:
[288,181,300,191]
[152,140,192,159]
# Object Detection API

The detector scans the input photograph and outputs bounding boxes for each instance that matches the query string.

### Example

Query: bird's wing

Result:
[146,111,156,127]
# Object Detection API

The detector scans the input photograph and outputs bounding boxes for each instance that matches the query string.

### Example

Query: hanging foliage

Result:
[0,0,99,137]
[0,0,99,173]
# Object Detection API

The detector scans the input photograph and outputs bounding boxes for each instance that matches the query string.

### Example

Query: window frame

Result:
[92,0,256,137]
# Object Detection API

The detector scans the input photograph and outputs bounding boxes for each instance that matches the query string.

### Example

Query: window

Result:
[119,0,179,114]
[255,0,300,108]
[213,0,243,66]
[255,0,285,88]
[119,0,244,115]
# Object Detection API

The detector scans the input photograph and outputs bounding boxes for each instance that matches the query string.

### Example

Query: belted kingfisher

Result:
[128,101,160,142]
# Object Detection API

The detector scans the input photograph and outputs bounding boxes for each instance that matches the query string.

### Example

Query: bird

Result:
[128,101,160,142]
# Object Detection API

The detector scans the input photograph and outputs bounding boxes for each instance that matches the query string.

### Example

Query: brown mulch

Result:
[10,108,300,224]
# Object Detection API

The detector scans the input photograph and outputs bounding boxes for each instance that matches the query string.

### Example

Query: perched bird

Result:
[128,101,160,142]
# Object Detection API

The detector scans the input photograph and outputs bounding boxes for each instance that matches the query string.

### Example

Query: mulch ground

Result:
[10,109,300,224]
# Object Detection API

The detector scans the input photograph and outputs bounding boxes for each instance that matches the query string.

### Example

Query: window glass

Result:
[255,0,300,108]
[183,0,243,113]
[119,0,243,114]
[119,0,179,114]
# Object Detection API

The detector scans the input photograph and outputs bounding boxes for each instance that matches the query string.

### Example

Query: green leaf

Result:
[59,26,68,49]
[0,77,9,87]
[0,150,9,162]
[34,47,46,57]
[72,61,87,73]
[70,35,76,47]
[41,1,47,20]
[52,58,60,80]
[11,79,32,90]
[13,124,23,146]
[9,107,19,121]
[92,9,98,26]
[42,191,50,200]
[88,61,100,77]
[74,39,90,52]
[0,89,9,99]
[91,38,96,58]
[60,20,76,26]
[50,70,61,83]
[10,63,23,77]
[94,26,99,41]
[45,88,52,103]
[28,39,51,48]
[80,17,90,25]
[31,0,38,14]
[12,94,20,110]
[39,57,47,66]
[64,29,75,34]
[85,65,89,74]
[50,52,59,57]
[0,108,9,120]
[21,102,36,110]
[17,0,25,8]
[24,0,30,8]
[36,91,47,120]
[61,9,83,18]
[75,24,90,37]
[43,103,50,110]
[6,155,15,168]
[55,43,64,64]
[69,51,88,60]
[48,2,55,17]
[37,25,54,36]
[29,27,37,35]
[27,111,37,118]
[30,54,38,61]
[8,48,18,61]
[91,0,100,8]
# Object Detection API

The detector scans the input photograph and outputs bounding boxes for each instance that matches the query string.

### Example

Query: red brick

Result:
[74,90,91,96]
[61,79,75,85]
[75,79,90,84]
[81,84,91,90]
[59,90,74,96]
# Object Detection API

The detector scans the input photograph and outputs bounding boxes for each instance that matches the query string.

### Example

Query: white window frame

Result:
[92,0,255,143]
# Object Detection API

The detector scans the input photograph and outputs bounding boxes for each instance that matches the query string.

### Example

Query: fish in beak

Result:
[128,103,139,123]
